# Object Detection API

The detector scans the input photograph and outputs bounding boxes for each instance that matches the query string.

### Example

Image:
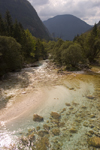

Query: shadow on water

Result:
[0,71,31,87]
[0,96,9,110]
[0,60,46,111]
[0,71,32,110]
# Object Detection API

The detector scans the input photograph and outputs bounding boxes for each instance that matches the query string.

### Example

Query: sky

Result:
[28,0,100,25]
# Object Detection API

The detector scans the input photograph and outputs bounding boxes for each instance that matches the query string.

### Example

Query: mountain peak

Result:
[43,14,92,40]
[0,0,51,40]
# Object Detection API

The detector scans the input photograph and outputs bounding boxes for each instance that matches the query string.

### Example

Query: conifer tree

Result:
[5,10,13,36]
[0,14,6,35]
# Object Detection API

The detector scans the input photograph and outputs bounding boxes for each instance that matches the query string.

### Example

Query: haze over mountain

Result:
[43,14,92,41]
[0,0,51,40]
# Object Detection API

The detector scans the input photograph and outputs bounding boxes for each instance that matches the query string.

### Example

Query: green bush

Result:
[0,36,22,77]
[61,43,84,67]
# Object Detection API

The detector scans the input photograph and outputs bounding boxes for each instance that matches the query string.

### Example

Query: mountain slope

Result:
[43,14,92,41]
[97,21,100,30]
[0,0,51,40]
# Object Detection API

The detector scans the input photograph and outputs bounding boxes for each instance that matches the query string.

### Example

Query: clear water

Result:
[0,62,100,150]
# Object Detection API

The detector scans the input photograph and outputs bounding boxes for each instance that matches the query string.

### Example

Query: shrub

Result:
[0,36,22,77]
[61,43,84,68]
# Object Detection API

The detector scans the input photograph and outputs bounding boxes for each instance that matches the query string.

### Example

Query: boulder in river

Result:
[50,112,61,120]
[88,137,100,148]
[33,114,44,122]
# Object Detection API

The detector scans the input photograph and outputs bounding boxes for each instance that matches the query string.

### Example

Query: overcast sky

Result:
[28,0,100,25]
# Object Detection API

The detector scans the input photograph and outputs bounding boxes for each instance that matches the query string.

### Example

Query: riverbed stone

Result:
[43,124,50,130]
[33,114,44,122]
[86,132,92,137]
[86,95,95,99]
[34,137,49,150]
[50,112,61,120]
[51,128,60,136]
[83,121,89,127]
[75,118,82,123]
[46,120,49,123]
[89,124,94,128]
[61,108,66,113]
[50,119,59,125]
[72,102,79,106]
[69,106,74,110]
[69,128,77,133]
[65,103,71,106]
[90,114,96,118]
[69,88,74,90]
[36,126,40,131]
[88,137,100,148]
[59,122,65,127]
[66,112,70,115]
[89,130,94,134]
[81,106,87,109]
[81,113,86,118]
[28,128,35,135]
[20,136,28,145]
[28,132,35,142]
[38,130,49,137]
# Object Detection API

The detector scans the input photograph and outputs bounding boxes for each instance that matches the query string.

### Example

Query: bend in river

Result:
[0,60,100,150]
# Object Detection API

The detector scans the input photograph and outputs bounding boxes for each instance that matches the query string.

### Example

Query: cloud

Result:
[28,0,100,25]
[29,0,49,6]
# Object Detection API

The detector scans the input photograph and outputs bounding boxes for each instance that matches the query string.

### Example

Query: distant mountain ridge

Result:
[0,0,51,40]
[43,14,92,41]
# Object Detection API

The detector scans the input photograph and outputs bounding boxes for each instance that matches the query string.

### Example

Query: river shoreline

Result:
[0,60,62,124]
[0,60,100,149]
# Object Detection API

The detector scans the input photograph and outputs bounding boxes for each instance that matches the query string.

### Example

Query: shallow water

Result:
[0,62,100,149]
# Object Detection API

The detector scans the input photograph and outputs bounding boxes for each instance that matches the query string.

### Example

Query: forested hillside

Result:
[0,0,51,40]
[44,23,100,70]
[0,9,100,78]
[0,12,47,77]
[43,14,92,41]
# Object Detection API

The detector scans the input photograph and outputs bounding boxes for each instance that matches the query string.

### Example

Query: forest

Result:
[0,11,100,77]
[0,11,100,150]
[0,11,47,77]
[46,23,100,70]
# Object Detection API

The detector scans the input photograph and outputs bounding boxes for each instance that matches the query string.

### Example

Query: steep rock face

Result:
[43,14,92,41]
[0,0,51,40]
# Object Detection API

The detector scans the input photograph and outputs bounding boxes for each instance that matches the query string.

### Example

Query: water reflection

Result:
[0,121,17,149]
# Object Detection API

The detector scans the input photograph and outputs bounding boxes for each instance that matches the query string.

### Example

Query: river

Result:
[0,60,100,150]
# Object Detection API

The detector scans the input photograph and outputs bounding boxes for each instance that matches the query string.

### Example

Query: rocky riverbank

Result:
[0,60,100,150]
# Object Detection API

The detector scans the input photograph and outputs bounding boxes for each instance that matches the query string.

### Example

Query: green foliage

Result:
[74,23,100,63]
[35,39,47,61]
[5,11,13,36]
[92,23,97,37]
[0,0,51,40]
[0,11,47,77]
[13,21,25,44]
[47,39,85,69]
[61,43,84,67]
[50,39,64,65]
[0,14,6,35]
[23,29,36,62]
[0,36,22,77]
